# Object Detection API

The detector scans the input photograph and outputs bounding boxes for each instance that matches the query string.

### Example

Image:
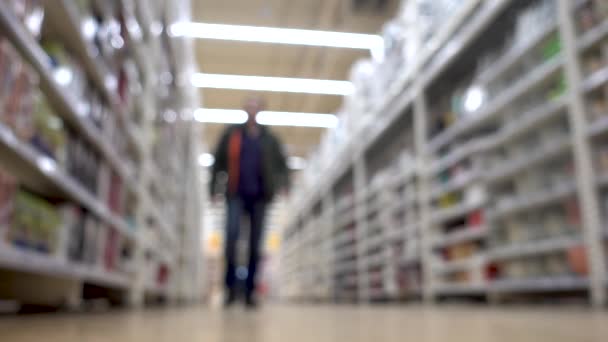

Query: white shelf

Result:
[142,195,177,247]
[334,230,356,247]
[45,0,145,158]
[0,3,136,188]
[490,182,578,220]
[400,255,421,266]
[485,138,572,185]
[387,222,419,241]
[361,253,387,268]
[435,283,487,295]
[588,115,608,138]
[333,260,358,273]
[0,124,137,242]
[433,255,485,275]
[419,0,508,88]
[145,283,169,297]
[476,21,558,86]
[430,169,481,199]
[582,65,608,93]
[334,245,357,261]
[430,200,484,225]
[335,211,357,230]
[433,226,487,248]
[578,18,608,51]
[490,276,588,293]
[429,138,493,175]
[489,97,568,149]
[362,233,385,252]
[429,56,564,152]
[489,234,582,261]
[0,243,130,290]
[280,1,608,305]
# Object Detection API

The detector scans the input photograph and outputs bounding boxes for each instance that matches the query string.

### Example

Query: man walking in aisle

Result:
[210,96,289,309]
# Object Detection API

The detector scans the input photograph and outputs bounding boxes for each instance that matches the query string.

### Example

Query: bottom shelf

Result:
[434,283,487,296]
[489,276,589,293]
[0,242,130,289]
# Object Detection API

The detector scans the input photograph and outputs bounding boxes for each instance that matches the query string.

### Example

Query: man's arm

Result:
[209,128,230,197]
[273,135,289,193]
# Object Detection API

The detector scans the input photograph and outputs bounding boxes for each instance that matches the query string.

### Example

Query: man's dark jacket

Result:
[210,124,288,202]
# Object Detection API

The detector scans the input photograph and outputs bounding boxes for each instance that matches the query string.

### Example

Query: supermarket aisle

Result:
[1,304,607,341]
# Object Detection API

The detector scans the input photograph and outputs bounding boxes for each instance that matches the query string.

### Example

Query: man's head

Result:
[243,96,266,124]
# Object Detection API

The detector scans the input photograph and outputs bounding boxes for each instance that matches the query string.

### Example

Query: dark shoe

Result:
[245,296,258,310]
[224,290,236,308]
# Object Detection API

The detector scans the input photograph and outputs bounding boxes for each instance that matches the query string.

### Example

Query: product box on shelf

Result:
[58,205,84,261]
[30,91,67,163]
[65,132,100,195]
[6,189,63,255]
[0,38,39,141]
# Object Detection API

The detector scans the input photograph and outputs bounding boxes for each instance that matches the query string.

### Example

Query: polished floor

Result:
[1,304,608,341]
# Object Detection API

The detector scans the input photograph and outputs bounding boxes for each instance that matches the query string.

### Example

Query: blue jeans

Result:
[224,196,266,298]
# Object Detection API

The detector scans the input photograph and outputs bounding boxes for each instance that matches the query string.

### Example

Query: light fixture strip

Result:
[193,108,339,128]
[170,22,384,51]
[190,73,354,96]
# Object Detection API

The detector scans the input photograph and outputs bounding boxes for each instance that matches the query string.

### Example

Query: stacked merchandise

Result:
[0,0,148,296]
[0,0,202,305]
[424,0,583,294]
[41,26,135,173]
[427,138,489,293]
[151,114,180,229]
[68,0,144,126]
[361,171,393,300]
[0,33,132,229]
[337,0,473,142]
[479,1,583,292]
[281,0,608,305]
[386,154,422,299]
[307,207,332,300]
[0,165,131,276]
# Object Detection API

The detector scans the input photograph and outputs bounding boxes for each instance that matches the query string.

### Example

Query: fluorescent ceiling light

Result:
[257,111,338,128]
[193,108,338,128]
[191,73,354,95]
[198,153,215,167]
[194,108,247,124]
[287,156,307,171]
[170,22,384,51]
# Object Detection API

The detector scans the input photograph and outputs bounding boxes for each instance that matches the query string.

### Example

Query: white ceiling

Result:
[191,0,399,157]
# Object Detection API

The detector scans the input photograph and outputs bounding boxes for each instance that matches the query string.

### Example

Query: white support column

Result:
[414,90,434,303]
[557,0,607,307]
[353,151,368,302]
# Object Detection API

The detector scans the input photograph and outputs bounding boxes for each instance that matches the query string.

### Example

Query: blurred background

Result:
[1,0,608,340]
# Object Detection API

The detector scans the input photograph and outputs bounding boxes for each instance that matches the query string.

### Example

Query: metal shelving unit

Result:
[279,0,608,307]
[0,0,203,308]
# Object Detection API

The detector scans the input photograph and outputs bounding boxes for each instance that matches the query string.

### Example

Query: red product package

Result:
[564,199,581,228]
[467,209,484,227]
[108,172,125,215]
[104,227,120,271]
